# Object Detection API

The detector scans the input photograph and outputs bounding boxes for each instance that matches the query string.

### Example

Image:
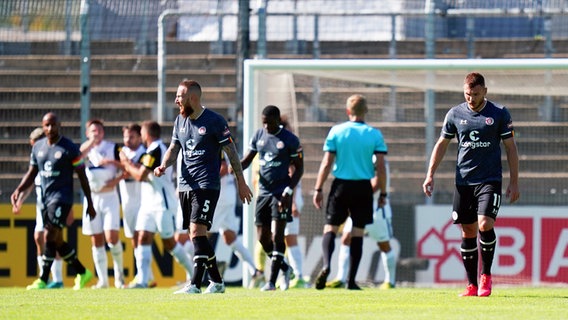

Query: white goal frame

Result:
[240,58,568,287]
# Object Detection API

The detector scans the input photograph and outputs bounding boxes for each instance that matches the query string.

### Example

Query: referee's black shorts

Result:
[325,178,373,228]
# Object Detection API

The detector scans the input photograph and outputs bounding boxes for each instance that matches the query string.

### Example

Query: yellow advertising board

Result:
[0,204,189,288]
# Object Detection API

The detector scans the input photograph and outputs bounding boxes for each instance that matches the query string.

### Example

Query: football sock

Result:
[381,250,396,285]
[254,241,266,273]
[36,256,42,275]
[348,236,363,286]
[230,238,257,275]
[108,241,124,282]
[192,236,218,287]
[287,244,303,279]
[170,242,193,278]
[136,245,152,285]
[269,251,286,284]
[461,237,479,286]
[479,229,497,276]
[58,241,86,275]
[321,231,336,271]
[336,244,350,282]
[51,258,63,283]
[40,241,56,283]
[92,245,108,285]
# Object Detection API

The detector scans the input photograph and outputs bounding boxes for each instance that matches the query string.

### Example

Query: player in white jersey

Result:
[209,153,259,281]
[174,151,194,284]
[284,181,306,288]
[117,124,156,287]
[80,119,125,289]
[327,158,396,289]
[121,121,194,288]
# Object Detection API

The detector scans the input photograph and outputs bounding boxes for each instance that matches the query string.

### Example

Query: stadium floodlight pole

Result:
[79,0,91,143]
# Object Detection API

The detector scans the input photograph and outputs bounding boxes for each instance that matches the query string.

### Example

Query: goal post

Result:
[241,58,568,286]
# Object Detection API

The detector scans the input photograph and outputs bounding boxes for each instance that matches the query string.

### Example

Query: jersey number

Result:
[202,199,210,213]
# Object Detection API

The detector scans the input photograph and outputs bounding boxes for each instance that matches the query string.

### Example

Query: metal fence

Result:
[2,0,568,56]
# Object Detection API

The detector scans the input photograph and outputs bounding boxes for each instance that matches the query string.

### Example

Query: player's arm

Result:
[11,165,38,214]
[503,137,520,203]
[75,165,96,220]
[223,143,253,204]
[155,141,181,177]
[122,155,151,182]
[373,153,387,207]
[288,150,304,190]
[240,148,257,171]
[312,151,335,209]
[280,150,304,212]
[423,137,451,197]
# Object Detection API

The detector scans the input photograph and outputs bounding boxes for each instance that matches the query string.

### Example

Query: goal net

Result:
[242,58,568,286]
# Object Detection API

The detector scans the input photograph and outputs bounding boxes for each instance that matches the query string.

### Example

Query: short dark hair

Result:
[262,105,281,120]
[123,123,141,136]
[142,120,161,138]
[464,72,485,88]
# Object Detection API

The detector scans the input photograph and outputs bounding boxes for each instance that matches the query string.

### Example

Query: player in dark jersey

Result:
[155,80,253,294]
[240,105,304,291]
[11,112,96,290]
[423,72,520,297]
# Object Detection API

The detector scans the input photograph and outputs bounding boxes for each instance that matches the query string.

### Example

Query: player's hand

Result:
[154,165,166,177]
[313,190,323,209]
[423,177,434,197]
[279,193,292,213]
[86,204,96,221]
[237,180,253,205]
[10,190,23,214]
[291,202,300,217]
[506,182,520,203]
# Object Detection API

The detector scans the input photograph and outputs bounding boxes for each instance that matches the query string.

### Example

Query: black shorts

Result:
[254,194,292,226]
[42,202,72,229]
[325,179,373,228]
[178,189,220,231]
[452,181,502,224]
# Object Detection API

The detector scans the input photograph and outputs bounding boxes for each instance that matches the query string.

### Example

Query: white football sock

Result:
[381,250,396,285]
[287,245,303,278]
[51,258,63,283]
[170,242,193,280]
[136,245,152,285]
[108,242,124,287]
[230,238,257,276]
[92,246,108,286]
[336,244,350,282]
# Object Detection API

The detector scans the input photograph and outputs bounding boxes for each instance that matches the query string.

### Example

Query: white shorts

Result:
[210,183,238,233]
[285,216,299,236]
[285,186,304,236]
[175,203,185,232]
[82,190,121,235]
[34,186,44,232]
[34,202,44,232]
[136,207,176,239]
[119,181,142,238]
[343,203,393,243]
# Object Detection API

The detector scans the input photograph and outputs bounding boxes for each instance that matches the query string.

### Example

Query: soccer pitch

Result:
[1,286,567,319]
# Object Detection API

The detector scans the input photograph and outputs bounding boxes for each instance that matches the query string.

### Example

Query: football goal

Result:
[240,58,568,286]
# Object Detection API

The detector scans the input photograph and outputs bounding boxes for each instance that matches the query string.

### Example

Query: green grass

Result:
[1,286,567,319]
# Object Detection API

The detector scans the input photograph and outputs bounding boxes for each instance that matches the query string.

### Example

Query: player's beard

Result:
[180,103,194,118]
